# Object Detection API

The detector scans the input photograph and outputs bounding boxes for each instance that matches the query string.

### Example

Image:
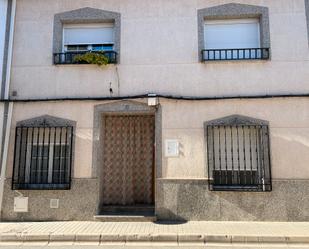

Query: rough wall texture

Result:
[3,177,309,221]
[156,179,309,221]
[1,178,99,221]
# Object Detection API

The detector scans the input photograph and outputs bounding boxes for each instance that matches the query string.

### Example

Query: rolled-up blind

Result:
[63,24,114,45]
[204,19,260,49]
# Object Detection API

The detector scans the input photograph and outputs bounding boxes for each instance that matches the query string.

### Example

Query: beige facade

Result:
[10,0,309,98]
[1,0,309,221]
[4,97,309,180]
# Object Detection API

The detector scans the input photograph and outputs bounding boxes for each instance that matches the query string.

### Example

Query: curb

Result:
[1,233,309,244]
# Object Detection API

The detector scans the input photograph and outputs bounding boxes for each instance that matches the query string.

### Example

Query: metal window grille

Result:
[205,116,272,192]
[12,125,74,190]
[201,48,270,61]
[53,51,117,65]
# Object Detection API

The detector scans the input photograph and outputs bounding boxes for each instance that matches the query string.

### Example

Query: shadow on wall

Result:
[155,208,188,224]
[156,179,309,221]
[271,129,309,178]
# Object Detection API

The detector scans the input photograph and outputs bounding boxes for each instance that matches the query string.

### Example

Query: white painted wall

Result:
[0,0,8,85]
[9,0,309,98]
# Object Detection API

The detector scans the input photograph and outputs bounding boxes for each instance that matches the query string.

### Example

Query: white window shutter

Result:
[204,19,260,49]
[63,24,114,45]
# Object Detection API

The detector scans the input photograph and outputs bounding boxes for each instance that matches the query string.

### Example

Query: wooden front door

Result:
[102,114,155,206]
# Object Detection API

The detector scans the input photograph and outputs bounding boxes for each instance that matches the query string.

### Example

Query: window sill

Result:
[12,183,70,190]
[201,48,270,62]
[210,184,272,192]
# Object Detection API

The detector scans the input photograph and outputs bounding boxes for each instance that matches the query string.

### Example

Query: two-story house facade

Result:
[0,0,309,221]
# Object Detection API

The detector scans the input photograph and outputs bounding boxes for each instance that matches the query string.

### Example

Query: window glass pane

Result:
[12,126,73,189]
[92,44,114,51]
[66,45,88,51]
[30,145,49,183]
[207,121,271,191]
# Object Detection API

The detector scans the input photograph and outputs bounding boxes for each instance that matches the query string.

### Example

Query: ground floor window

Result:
[12,116,74,190]
[205,115,272,192]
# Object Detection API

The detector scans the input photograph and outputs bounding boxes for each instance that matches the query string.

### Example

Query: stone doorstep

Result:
[0,233,309,244]
[93,215,157,222]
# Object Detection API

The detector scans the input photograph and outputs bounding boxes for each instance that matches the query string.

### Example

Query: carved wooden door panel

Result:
[102,115,155,205]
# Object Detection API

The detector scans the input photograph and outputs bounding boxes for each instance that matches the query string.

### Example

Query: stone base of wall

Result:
[3,178,309,221]
[156,179,309,221]
[1,178,99,221]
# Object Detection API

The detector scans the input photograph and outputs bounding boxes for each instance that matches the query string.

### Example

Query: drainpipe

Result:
[3,0,15,100]
[0,0,16,216]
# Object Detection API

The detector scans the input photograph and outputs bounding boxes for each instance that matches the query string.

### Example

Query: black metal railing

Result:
[12,126,74,190]
[206,124,271,192]
[202,48,270,61]
[53,51,118,65]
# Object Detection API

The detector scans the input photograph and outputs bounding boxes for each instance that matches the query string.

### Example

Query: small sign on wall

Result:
[165,139,179,157]
[14,197,28,213]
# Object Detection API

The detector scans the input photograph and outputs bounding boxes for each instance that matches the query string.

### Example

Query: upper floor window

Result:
[198,3,270,62]
[204,19,266,60]
[12,116,75,190]
[63,23,115,52]
[205,115,272,192]
[53,7,121,65]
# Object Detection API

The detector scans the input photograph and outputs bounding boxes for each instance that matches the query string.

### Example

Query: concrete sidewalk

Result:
[0,221,309,246]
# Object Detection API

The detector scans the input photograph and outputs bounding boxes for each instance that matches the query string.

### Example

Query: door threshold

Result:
[100,205,154,214]
[94,214,156,222]
[97,205,156,222]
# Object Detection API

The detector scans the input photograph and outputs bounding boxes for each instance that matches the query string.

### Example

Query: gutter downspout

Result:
[3,0,15,100]
[0,0,16,217]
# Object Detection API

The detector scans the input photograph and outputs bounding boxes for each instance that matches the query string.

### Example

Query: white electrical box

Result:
[147,94,158,106]
[14,197,28,213]
[50,199,59,209]
[165,139,179,157]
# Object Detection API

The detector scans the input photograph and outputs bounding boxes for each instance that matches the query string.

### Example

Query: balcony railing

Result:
[53,51,118,65]
[201,48,270,62]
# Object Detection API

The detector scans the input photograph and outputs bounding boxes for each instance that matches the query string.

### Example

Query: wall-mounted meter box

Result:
[50,199,59,209]
[165,139,179,157]
[14,197,28,212]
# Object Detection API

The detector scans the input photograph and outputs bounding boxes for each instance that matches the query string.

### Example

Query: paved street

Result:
[0,243,309,248]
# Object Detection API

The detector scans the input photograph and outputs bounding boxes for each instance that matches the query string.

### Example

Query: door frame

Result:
[92,101,162,212]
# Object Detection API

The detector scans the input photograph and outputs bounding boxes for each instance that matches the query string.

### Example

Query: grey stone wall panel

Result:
[2,178,309,221]
[156,179,309,221]
[1,178,99,221]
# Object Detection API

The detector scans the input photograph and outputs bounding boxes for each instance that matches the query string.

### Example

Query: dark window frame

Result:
[12,115,76,190]
[204,115,272,192]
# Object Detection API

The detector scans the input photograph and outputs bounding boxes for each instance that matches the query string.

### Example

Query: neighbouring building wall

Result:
[0,0,8,82]
[1,97,309,221]
[9,0,309,98]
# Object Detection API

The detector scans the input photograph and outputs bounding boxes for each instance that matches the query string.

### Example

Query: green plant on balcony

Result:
[73,52,109,66]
